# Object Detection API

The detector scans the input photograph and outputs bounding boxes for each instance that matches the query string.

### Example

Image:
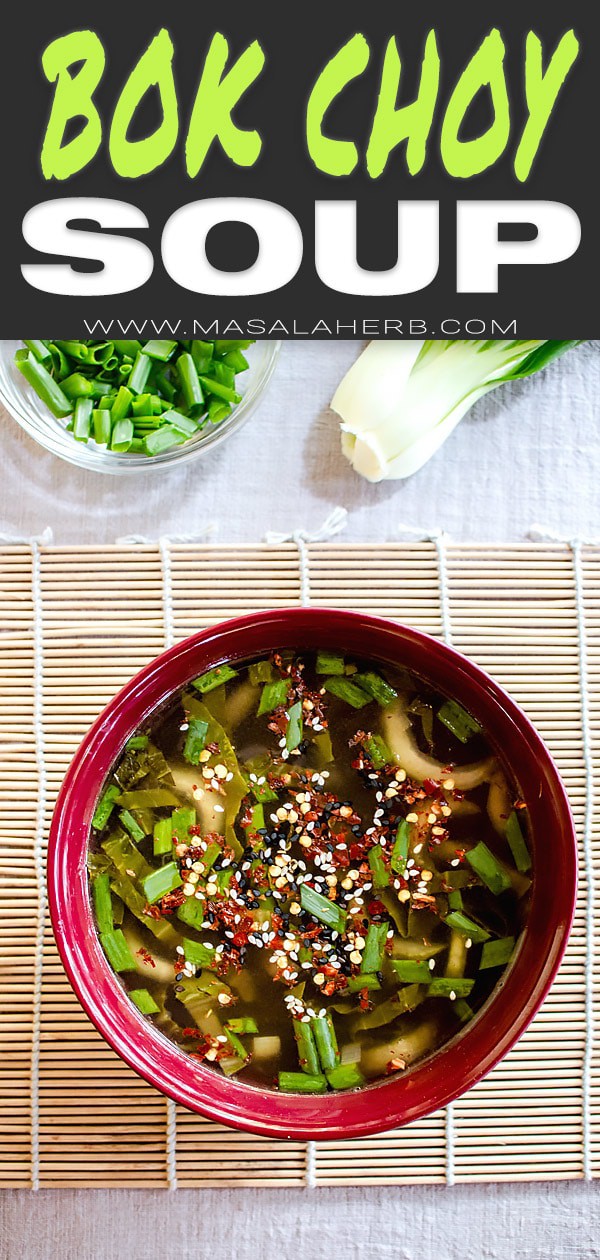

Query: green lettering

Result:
[514,31,580,183]
[185,33,265,178]
[306,35,370,176]
[366,32,440,178]
[40,31,105,180]
[440,29,510,179]
[109,30,178,178]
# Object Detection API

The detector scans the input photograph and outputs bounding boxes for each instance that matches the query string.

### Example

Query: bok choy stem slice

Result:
[331,339,582,482]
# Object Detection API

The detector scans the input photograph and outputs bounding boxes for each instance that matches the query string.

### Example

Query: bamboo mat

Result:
[0,539,598,1189]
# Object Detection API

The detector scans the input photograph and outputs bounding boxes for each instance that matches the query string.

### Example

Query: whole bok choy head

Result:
[331,340,581,483]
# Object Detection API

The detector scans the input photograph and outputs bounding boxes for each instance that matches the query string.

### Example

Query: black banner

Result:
[2,1,597,336]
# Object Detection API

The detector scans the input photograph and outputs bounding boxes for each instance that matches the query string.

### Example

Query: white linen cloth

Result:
[0,338,599,1260]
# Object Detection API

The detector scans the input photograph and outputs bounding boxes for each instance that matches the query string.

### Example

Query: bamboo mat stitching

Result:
[397,523,456,1183]
[159,537,178,1191]
[529,525,598,1179]
[0,529,52,1191]
[265,509,350,1186]
[434,532,455,1187]
[28,537,47,1191]
[571,540,594,1181]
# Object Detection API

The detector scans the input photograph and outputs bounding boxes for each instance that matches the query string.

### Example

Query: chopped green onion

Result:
[198,374,241,404]
[176,898,206,930]
[110,419,134,452]
[100,928,137,972]
[192,664,238,694]
[480,937,515,970]
[363,734,391,769]
[285,701,303,751]
[257,679,290,715]
[17,337,254,457]
[92,784,120,830]
[326,1063,365,1090]
[129,988,160,1015]
[16,352,72,417]
[248,803,265,832]
[347,973,381,992]
[505,811,531,873]
[128,352,152,394]
[93,408,112,445]
[172,807,195,842]
[126,735,149,751]
[354,671,398,707]
[110,385,133,424]
[142,862,183,905]
[226,1017,259,1035]
[311,1013,340,1072]
[391,819,410,875]
[183,717,209,765]
[153,817,173,857]
[300,884,347,933]
[368,844,390,888]
[444,911,491,943]
[118,810,145,843]
[248,661,275,685]
[455,999,475,1024]
[23,340,52,364]
[323,677,371,708]
[466,842,512,895]
[183,938,217,968]
[278,1071,327,1094]
[316,651,345,675]
[143,339,178,361]
[293,1019,320,1075]
[428,977,475,998]
[437,699,482,743]
[389,959,431,983]
[92,872,113,935]
[177,352,204,409]
[73,397,93,442]
[161,409,199,437]
[144,426,186,455]
[251,780,278,804]
[361,922,388,973]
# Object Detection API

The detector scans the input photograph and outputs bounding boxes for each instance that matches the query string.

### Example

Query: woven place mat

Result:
[0,539,598,1189]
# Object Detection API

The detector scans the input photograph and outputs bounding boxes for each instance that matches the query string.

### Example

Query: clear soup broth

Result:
[89,650,532,1094]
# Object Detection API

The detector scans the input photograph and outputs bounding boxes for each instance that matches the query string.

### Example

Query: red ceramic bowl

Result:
[48,609,577,1141]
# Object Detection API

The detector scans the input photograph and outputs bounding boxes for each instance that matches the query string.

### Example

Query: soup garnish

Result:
[88,651,531,1092]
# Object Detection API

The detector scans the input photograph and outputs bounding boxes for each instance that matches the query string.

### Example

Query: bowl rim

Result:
[47,608,578,1141]
[0,340,281,474]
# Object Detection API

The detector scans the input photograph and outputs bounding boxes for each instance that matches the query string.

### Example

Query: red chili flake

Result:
[159,888,186,913]
[367,899,386,918]
[136,947,156,968]
[423,777,441,796]
[206,741,219,754]
[385,1057,407,1075]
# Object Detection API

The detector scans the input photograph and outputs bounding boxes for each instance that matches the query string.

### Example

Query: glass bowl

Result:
[48,608,577,1141]
[0,339,280,474]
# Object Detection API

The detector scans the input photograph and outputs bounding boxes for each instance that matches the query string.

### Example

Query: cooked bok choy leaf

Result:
[331,339,582,482]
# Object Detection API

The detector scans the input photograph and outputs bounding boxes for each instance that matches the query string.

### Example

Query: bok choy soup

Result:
[88,650,532,1094]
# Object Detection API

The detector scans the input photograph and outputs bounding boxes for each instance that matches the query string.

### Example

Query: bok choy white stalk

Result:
[331,340,581,482]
